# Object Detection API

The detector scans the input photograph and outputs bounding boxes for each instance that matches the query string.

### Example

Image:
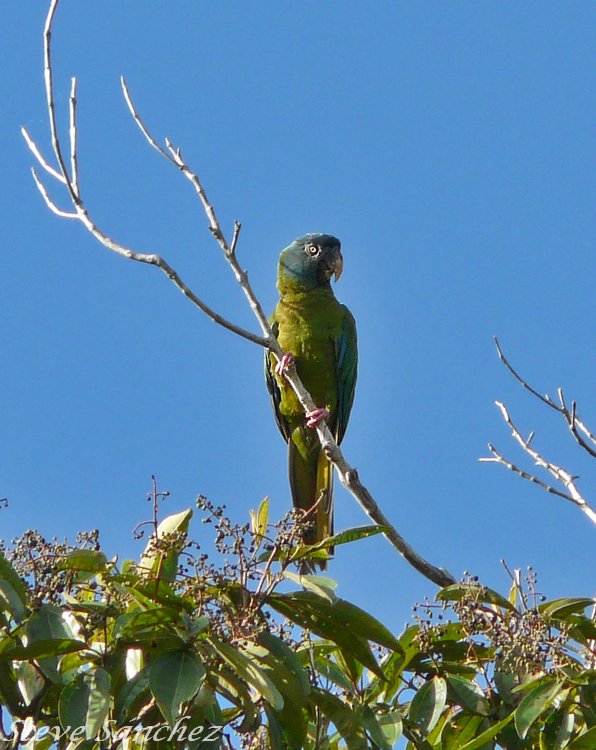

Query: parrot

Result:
[265,233,357,566]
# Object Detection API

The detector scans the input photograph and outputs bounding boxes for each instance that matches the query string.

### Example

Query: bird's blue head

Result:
[277,233,343,293]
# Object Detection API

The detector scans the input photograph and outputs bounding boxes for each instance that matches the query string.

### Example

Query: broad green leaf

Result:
[57,549,108,573]
[312,654,354,691]
[271,590,401,650]
[58,667,111,739]
[409,676,447,735]
[378,710,403,746]
[257,630,310,697]
[311,688,368,750]
[0,661,24,715]
[515,678,564,739]
[269,593,383,678]
[361,706,392,750]
[458,711,515,750]
[437,584,517,613]
[441,712,487,750]
[113,606,180,640]
[283,571,337,602]
[0,554,28,623]
[258,525,388,564]
[139,508,193,582]
[316,524,389,548]
[25,605,78,683]
[115,666,151,724]
[264,705,285,750]
[553,711,575,749]
[580,683,596,728]
[207,638,283,711]
[568,726,596,749]
[150,651,206,726]
[540,598,595,619]
[250,497,269,551]
[0,638,86,661]
[446,675,491,716]
[26,605,76,641]
[17,661,44,704]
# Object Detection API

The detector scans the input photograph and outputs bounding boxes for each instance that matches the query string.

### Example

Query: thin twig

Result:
[21,126,66,183]
[24,0,456,587]
[494,337,596,458]
[480,401,596,525]
[30,168,77,218]
[69,76,79,196]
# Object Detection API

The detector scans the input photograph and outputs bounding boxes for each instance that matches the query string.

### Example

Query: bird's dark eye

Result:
[305,244,319,256]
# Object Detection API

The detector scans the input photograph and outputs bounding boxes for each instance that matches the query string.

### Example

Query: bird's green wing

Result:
[264,320,291,442]
[334,306,358,445]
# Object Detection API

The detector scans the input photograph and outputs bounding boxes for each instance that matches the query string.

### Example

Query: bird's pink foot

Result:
[275,352,295,377]
[306,406,329,429]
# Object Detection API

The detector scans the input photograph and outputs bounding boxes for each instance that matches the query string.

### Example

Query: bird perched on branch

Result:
[265,234,357,565]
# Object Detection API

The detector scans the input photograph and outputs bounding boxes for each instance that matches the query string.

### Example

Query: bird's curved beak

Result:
[332,251,343,282]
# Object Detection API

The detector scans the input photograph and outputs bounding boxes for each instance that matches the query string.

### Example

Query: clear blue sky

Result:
[2,2,594,633]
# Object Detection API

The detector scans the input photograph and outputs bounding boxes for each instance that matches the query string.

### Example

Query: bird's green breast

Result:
[272,288,344,429]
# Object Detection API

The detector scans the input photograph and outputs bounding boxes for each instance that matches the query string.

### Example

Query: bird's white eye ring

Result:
[305,244,319,256]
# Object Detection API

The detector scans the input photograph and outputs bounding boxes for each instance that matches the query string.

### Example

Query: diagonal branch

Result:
[23,0,456,587]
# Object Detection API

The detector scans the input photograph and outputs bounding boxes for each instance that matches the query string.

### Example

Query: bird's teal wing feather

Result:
[264,320,291,442]
[334,305,358,444]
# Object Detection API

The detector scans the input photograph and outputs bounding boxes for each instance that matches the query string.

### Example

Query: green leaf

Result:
[270,594,382,678]
[25,605,78,683]
[114,666,151,724]
[514,678,564,739]
[58,667,111,739]
[0,638,86,661]
[580,683,596,728]
[361,706,392,750]
[317,524,389,548]
[283,571,337,602]
[377,710,403,746]
[441,713,487,750]
[540,598,595,619]
[409,676,447,735]
[57,549,108,573]
[568,726,596,749]
[0,661,24,715]
[270,591,400,663]
[0,553,28,623]
[149,650,206,726]
[458,711,515,750]
[17,661,44,704]
[311,687,368,750]
[113,606,180,640]
[139,508,193,582]
[446,675,491,716]
[250,497,269,551]
[257,630,310,698]
[207,638,284,711]
[437,584,517,613]
[553,711,575,750]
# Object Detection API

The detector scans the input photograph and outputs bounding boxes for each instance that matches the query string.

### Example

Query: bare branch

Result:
[24,0,457,587]
[30,168,77,218]
[69,76,79,196]
[21,126,66,183]
[494,337,596,458]
[480,401,596,525]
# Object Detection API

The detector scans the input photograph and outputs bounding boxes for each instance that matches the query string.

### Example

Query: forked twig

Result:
[481,341,596,526]
[494,337,596,458]
[23,0,456,587]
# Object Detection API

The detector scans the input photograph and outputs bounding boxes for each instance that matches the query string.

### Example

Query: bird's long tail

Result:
[288,430,334,569]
